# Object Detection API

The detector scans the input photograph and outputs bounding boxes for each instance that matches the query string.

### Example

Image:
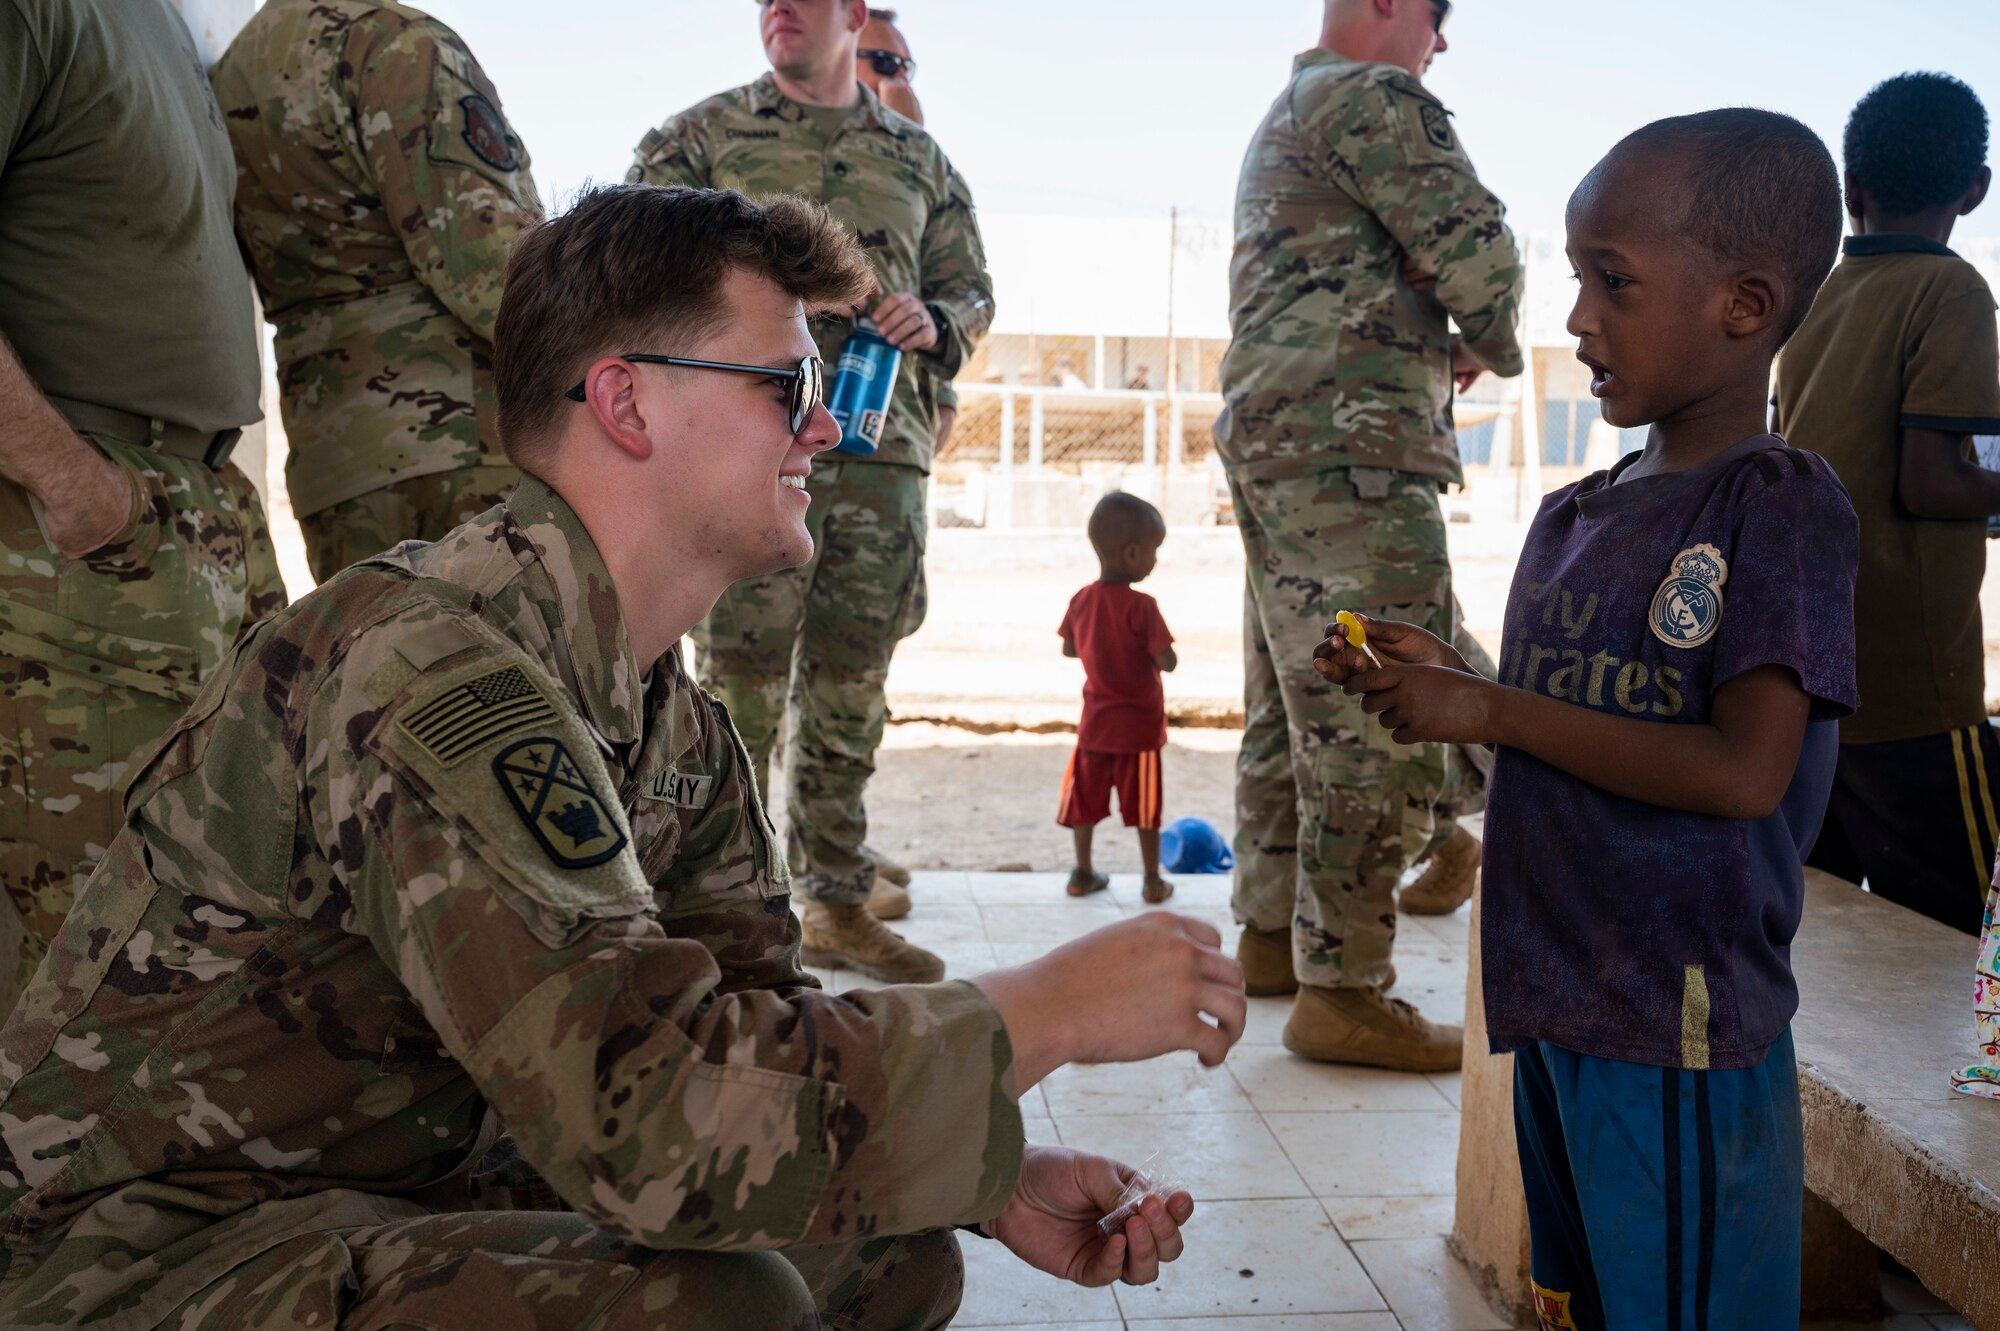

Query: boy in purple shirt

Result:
[1316,110,1857,1328]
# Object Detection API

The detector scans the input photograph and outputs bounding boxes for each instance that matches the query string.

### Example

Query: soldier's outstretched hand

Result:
[987,1146,1196,1288]
[973,912,1246,1091]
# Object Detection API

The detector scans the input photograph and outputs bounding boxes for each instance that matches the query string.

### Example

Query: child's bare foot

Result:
[1066,869,1110,897]
[1142,874,1174,904]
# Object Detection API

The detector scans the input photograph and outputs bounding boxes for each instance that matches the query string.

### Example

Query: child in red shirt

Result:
[1059,493,1178,903]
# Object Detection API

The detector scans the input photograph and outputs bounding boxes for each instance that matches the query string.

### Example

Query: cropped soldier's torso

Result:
[211,0,543,512]
[631,77,994,473]
[1216,51,1523,484]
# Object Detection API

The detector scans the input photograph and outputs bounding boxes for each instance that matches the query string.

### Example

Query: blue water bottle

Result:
[827,318,902,455]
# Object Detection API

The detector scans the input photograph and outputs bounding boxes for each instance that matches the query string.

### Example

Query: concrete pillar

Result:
[1448,885,1536,1327]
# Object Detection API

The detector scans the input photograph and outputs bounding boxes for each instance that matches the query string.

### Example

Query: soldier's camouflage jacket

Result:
[0,478,1023,1328]
[629,76,993,473]
[1215,50,1525,486]
[211,0,544,519]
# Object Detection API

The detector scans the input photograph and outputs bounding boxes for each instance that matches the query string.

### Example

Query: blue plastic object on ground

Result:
[1160,816,1233,874]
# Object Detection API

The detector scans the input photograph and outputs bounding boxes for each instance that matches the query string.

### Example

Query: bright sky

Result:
[451,0,1999,241]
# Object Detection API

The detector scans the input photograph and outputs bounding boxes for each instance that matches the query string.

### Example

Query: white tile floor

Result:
[808,871,1506,1331]
[808,871,1977,1330]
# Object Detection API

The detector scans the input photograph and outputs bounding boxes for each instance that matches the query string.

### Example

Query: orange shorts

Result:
[1056,747,1163,830]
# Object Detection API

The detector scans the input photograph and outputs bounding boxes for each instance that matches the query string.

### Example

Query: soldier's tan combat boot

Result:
[1400,826,1480,916]
[799,901,944,983]
[1238,925,1298,997]
[1282,983,1461,1072]
[865,875,912,921]
[867,844,913,888]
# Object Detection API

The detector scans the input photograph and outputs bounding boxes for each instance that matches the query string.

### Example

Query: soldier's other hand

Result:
[972,912,1245,1090]
[1449,335,1486,394]
[869,290,938,353]
[1398,254,1438,292]
[987,1146,1195,1288]
[1311,613,1462,685]
[1344,663,1498,747]
[38,444,136,558]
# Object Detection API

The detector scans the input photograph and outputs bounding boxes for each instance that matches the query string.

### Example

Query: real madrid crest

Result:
[1649,543,1728,649]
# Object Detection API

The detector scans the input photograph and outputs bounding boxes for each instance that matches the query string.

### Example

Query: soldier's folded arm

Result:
[354,18,544,341]
[1320,71,1525,377]
[914,163,996,379]
[627,117,713,190]
[333,663,1022,1251]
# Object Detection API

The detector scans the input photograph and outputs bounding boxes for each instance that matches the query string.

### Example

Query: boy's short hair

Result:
[1618,109,1843,343]
[1844,72,1989,217]
[494,184,874,471]
[1088,491,1165,556]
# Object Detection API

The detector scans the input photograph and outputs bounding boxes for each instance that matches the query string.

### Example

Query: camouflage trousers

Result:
[1426,606,1495,857]
[1226,463,1450,990]
[693,460,927,904]
[298,462,519,583]
[0,434,284,1018]
[162,1210,963,1331]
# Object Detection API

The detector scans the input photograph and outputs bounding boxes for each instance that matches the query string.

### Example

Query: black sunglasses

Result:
[565,354,824,435]
[859,49,917,79]
[1431,0,1451,32]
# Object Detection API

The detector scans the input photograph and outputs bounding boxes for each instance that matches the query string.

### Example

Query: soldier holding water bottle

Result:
[629,0,992,981]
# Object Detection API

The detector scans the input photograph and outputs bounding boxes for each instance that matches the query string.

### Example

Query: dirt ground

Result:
[777,723,1244,876]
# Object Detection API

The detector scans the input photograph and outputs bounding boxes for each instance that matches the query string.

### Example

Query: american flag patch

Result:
[398,666,558,767]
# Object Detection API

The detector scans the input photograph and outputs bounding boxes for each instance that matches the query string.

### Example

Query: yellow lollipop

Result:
[1334,610,1383,668]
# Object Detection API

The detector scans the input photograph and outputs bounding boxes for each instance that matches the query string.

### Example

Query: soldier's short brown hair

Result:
[494,183,874,469]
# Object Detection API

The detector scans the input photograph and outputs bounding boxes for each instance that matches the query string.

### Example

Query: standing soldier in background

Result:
[0,0,285,1017]
[212,0,544,585]
[1215,0,1523,1070]
[631,0,993,983]
[856,7,959,457]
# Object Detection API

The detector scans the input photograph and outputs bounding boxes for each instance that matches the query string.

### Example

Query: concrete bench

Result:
[1450,868,2000,1327]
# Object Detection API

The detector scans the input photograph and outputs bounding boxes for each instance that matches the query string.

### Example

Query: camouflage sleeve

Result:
[627,115,712,189]
[916,159,995,379]
[1314,72,1524,377]
[349,19,544,340]
[332,633,1024,1249]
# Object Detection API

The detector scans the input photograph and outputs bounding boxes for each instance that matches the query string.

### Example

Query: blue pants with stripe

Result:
[1512,1030,1802,1330]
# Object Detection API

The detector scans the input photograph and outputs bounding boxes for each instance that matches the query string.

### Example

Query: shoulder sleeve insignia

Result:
[1419,102,1456,152]
[494,738,630,868]
[1649,543,1729,649]
[399,665,557,767]
[459,92,520,172]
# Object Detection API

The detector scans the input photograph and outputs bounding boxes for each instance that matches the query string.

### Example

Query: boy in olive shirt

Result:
[1776,72,2000,934]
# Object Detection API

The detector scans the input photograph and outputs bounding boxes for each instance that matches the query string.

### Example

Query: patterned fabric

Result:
[1215,49,1524,484]
[211,0,543,519]
[0,477,1022,1327]
[1951,861,2000,1099]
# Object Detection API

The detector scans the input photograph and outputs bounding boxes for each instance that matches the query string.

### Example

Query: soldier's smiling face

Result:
[760,0,865,81]
[661,268,839,579]
[1564,146,1737,432]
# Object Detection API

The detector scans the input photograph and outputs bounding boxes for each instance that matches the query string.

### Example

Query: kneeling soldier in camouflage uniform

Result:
[1215,0,1524,1070]
[0,0,286,1020]
[212,0,545,585]
[0,185,1246,1330]
[630,0,994,980]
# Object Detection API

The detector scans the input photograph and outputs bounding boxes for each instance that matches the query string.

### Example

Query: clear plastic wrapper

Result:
[1094,1149,1190,1238]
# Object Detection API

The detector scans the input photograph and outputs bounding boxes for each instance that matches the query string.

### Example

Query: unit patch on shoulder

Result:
[493,738,629,869]
[1419,102,1456,152]
[399,665,558,767]
[459,92,519,171]
[1649,543,1729,649]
